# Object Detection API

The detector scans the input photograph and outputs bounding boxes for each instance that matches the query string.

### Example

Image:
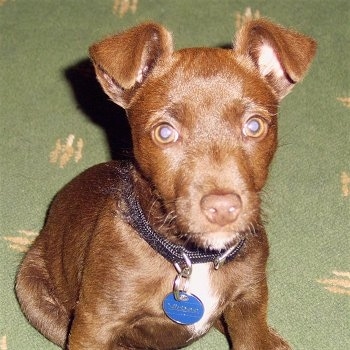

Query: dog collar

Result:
[123,179,245,269]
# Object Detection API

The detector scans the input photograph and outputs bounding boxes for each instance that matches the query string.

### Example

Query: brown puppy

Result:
[16,19,316,350]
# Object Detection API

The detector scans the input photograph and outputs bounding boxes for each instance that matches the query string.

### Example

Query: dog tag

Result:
[162,292,204,325]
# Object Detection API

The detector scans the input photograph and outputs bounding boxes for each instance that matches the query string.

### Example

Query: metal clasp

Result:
[173,252,192,301]
[214,244,238,270]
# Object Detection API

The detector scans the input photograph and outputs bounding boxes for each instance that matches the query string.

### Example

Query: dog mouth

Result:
[147,184,261,251]
[171,199,261,251]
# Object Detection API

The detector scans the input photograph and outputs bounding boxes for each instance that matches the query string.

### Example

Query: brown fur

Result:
[16,19,316,349]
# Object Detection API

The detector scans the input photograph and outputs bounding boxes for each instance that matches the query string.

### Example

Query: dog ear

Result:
[235,19,317,99]
[89,22,173,108]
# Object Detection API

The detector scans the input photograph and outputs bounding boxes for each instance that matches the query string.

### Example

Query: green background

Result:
[1,1,349,349]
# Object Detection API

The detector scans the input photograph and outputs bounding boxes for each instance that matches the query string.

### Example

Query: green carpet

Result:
[1,1,349,349]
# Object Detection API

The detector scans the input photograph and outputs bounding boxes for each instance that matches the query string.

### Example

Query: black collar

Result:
[121,166,245,269]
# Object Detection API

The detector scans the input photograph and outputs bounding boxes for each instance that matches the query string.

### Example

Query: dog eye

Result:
[243,117,268,138]
[153,123,179,144]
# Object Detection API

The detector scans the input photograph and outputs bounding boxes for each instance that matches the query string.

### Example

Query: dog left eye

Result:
[153,123,179,144]
[243,117,268,138]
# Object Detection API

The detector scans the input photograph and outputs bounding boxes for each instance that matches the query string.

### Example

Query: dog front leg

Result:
[223,282,291,350]
[67,310,125,350]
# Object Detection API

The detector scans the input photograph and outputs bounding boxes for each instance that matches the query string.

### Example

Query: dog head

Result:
[90,20,316,250]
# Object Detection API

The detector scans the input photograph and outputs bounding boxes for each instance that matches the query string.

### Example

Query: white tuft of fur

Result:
[186,263,219,338]
[136,65,149,83]
[258,43,284,78]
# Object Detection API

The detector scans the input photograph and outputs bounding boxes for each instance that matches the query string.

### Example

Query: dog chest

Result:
[185,263,220,337]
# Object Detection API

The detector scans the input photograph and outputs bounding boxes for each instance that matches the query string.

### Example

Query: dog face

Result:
[127,48,278,250]
[90,20,316,250]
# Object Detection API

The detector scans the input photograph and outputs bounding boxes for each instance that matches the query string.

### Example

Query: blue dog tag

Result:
[162,292,204,325]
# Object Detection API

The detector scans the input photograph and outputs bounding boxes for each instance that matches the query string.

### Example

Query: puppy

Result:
[16,19,316,349]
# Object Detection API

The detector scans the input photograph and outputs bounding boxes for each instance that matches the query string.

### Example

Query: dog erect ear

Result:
[235,19,317,99]
[89,23,173,108]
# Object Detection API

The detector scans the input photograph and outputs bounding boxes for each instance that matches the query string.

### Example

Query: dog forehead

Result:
[160,48,274,107]
[161,49,242,104]
[129,47,277,125]
[171,48,244,82]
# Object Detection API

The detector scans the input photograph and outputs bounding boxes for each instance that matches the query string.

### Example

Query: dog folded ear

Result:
[89,22,173,108]
[235,19,317,99]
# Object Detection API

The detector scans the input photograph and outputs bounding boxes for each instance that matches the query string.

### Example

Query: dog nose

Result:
[200,193,242,226]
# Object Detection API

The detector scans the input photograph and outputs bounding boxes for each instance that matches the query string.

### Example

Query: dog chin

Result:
[192,231,242,251]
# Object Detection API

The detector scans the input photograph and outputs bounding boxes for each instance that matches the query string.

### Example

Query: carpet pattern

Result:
[1,1,349,349]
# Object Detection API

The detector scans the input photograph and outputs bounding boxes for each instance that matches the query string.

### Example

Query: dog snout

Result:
[200,193,242,226]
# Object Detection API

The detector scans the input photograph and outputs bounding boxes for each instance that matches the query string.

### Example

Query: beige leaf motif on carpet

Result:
[0,336,7,350]
[336,97,349,198]
[235,7,260,31]
[49,134,84,168]
[113,0,138,17]
[337,96,350,108]
[317,271,350,296]
[341,172,350,197]
[4,230,38,253]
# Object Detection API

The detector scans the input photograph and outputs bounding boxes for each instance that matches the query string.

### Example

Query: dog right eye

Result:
[242,116,268,139]
[153,123,179,145]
